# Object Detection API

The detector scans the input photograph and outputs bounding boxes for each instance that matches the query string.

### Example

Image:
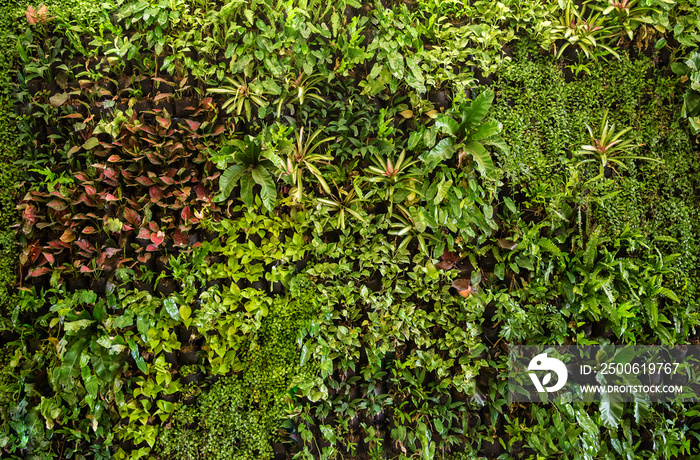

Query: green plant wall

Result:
[3,0,700,459]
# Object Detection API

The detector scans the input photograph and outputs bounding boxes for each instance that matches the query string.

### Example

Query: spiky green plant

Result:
[576,109,661,181]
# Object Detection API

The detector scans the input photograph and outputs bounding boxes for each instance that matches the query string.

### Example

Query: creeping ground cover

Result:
[2,0,700,458]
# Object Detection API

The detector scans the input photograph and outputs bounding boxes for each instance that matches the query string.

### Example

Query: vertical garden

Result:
[2,0,700,458]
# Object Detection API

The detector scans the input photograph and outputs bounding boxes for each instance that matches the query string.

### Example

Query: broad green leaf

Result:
[96,336,127,354]
[459,89,494,132]
[494,262,505,280]
[646,299,659,327]
[434,418,446,435]
[106,217,123,233]
[64,319,95,332]
[300,342,311,366]
[684,89,700,117]
[463,140,494,177]
[483,134,509,153]
[238,141,260,166]
[387,50,404,80]
[471,120,501,140]
[82,369,99,398]
[671,62,689,76]
[420,138,455,169]
[157,399,175,413]
[407,130,424,150]
[690,116,700,134]
[63,338,88,368]
[49,92,69,107]
[240,173,255,207]
[686,52,700,72]
[251,165,277,210]
[634,398,650,424]
[92,348,122,381]
[134,353,148,374]
[504,196,517,213]
[413,207,429,232]
[82,137,100,150]
[574,406,599,439]
[218,164,245,200]
[265,149,286,172]
[433,179,452,205]
[136,315,151,337]
[434,115,460,136]
[163,297,180,321]
[600,393,624,428]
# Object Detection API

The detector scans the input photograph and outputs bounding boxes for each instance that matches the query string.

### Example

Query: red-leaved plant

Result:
[25,4,54,25]
[17,88,226,285]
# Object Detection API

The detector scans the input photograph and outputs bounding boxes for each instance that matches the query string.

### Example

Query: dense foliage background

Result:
[2,0,700,458]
